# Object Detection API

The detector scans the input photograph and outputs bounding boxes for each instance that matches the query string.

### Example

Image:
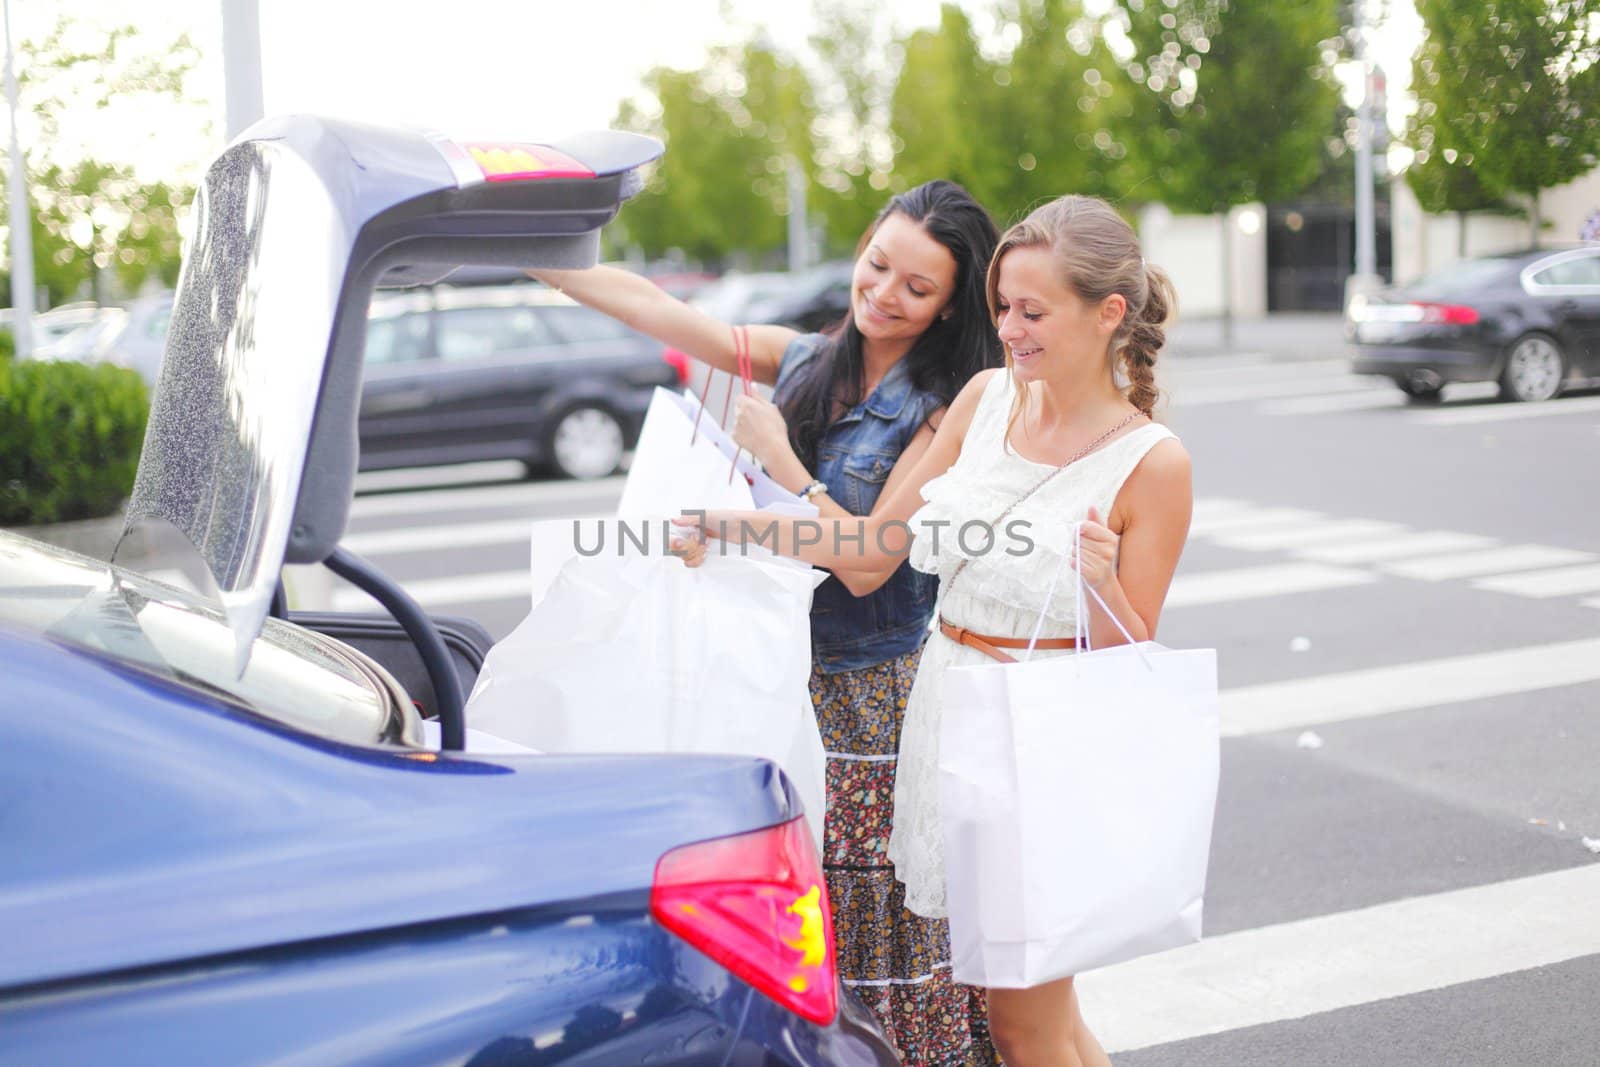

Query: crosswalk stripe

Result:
[348,475,626,520]
[1170,375,1380,407]
[1411,394,1600,425]
[1210,519,1407,552]
[1188,508,1324,538]
[1381,545,1595,581]
[1293,530,1499,564]
[341,518,536,556]
[1165,563,1376,608]
[1079,863,1600,1054]
[1219,637,1600,736]
[1165,356,1354,381]
[332,569,530,611]
[1257,390,1405,415]
[1191,497,1256,520]
[1471,563,1600,598]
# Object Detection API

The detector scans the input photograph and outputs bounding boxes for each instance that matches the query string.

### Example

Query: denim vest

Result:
[773,333,943,674]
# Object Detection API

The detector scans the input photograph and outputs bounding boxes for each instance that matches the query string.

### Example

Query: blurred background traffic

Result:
[2,0,1599,526]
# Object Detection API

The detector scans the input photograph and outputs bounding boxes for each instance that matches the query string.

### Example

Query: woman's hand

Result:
[730,394,795,473]
[668,518,708,569]
[1070,506,1120,589]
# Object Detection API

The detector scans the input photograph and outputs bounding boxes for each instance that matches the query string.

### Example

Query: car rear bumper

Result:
[1349,342,1500,384]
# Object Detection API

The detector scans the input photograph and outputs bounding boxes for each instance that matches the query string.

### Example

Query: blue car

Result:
[0,116,899,1066]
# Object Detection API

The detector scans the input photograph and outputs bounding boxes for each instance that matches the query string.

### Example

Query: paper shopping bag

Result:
[939,640,1219,988]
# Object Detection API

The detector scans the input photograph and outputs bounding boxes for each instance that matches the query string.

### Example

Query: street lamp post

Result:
[4,0,34,359]
[220,0,264,139]
[1348,0,1382,310]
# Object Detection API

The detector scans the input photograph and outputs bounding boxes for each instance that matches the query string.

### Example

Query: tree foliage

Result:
[1113,0,1344,214]
[613,42,818,265]
[3,17,207,306]
[1406,0,1600,233]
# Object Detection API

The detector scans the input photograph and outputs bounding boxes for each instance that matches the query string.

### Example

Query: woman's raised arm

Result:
[530,266,795,385]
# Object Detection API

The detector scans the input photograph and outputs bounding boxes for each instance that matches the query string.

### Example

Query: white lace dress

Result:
[887,370,1179,918]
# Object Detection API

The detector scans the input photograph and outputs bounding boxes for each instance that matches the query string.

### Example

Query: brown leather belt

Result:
[938,617,1080,664]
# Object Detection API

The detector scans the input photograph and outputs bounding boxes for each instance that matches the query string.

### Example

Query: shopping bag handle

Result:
[1023,521,1152,670]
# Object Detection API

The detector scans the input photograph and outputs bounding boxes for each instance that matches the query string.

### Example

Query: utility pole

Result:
[4,0,34,358]
[1348,0,1381,308]
[220,0,264,139]
[786,158,809,274]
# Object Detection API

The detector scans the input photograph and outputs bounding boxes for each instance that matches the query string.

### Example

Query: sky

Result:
[9,0,1422,186]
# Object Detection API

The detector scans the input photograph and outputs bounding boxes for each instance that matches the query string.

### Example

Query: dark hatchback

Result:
[1348,246,1600,403]
[359,284,678,479]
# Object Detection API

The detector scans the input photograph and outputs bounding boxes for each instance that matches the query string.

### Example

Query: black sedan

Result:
[359,283,680,478]
[1348,246,1600,402]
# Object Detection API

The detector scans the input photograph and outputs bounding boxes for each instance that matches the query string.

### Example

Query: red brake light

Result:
[662,346,691,385]
[459,142,595,182]
[651,817,837,1026]
[1415,302,1479,325]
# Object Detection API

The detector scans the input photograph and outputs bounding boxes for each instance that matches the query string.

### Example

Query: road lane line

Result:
[1079,863,1600,1054]
[1411,394,1600,425]
[347,476,625,520]
[1381,545,1595,581]
[1258,390,1406,415]
[1164,356,1355,381]
[333,569,531,612]
[1164,563,1376,608]
[1219,637,1600,737]
[1188,508,1325,537]
[1471,563,1600,598]
[1210,519,1407,552]
[1293,530,1499,564]
[341,518,537,557]
[1170,375,1381,407]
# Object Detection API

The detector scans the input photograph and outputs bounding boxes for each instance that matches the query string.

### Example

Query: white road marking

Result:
[1210,519,1407,552]
[1411,394,1600,425]
[341,518,536,557]
[1219,637,1600,737]
[1079,863,1600,1054]
[333,569,531,611]
[1169,375,1382,407]
[1293,530,1499,564]
[353,460,529,492]
[1381,545,1596,581]
[1191,497,1256,520]
[1165,563,1377,608]
[1258,390,1406,415]
[1164,356,1355,381]
[1471,563,1600,598]
[348,476,625,520]
[1188,508,1325,538]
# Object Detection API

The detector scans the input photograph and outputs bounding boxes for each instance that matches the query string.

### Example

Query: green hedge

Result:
[0,358,150,525]
[0,328,14,362]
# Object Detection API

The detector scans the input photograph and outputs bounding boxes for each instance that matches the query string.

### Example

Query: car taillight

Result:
[651,816,837,1026]
[662,346,691,385]
[1415,302,1479,325]
[458,142,595,182]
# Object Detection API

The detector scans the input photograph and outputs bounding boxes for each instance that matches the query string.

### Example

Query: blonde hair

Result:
[986,195,1175,426]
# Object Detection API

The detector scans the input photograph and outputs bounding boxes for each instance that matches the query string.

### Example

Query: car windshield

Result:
[690,273,792,321]
[1407,258,1518,295]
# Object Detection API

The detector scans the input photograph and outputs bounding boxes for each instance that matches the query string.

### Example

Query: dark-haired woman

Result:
[533,179,1004,1065]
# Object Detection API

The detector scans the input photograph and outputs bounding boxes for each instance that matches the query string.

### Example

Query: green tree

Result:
[1114,0,1343,333]
[1407,0,1600,246]
[613,40,818,265]
[887,6,1001,208]
[808,0,900,249]
[2,17,206,307]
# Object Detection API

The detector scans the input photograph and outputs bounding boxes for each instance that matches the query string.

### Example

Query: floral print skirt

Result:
[810,649,998,1067]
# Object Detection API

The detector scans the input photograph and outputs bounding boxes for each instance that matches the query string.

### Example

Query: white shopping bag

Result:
[470,384,828,849]
[939,526,1220,988]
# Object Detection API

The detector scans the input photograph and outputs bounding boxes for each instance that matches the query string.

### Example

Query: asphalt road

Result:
[327,317,1600,1064]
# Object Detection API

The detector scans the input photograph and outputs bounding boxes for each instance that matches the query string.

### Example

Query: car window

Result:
[1529,254,1600,288]
[365,313,432,365]
[539,305,633,344]
[434,306,556,361]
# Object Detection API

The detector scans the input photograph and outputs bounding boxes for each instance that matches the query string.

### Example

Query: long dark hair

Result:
[781,180,1004,468]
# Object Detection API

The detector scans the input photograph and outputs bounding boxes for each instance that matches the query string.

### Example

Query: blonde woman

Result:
[675,195,1193,1066]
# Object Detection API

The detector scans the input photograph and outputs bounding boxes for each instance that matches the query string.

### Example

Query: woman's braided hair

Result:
[985,195,1175,417]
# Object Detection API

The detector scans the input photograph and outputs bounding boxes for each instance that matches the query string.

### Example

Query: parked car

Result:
[690,263,853,335]
[1348,246,1600,402]
[0,115,898,1067]
[97,293,175,385]
[358,283,677,480]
